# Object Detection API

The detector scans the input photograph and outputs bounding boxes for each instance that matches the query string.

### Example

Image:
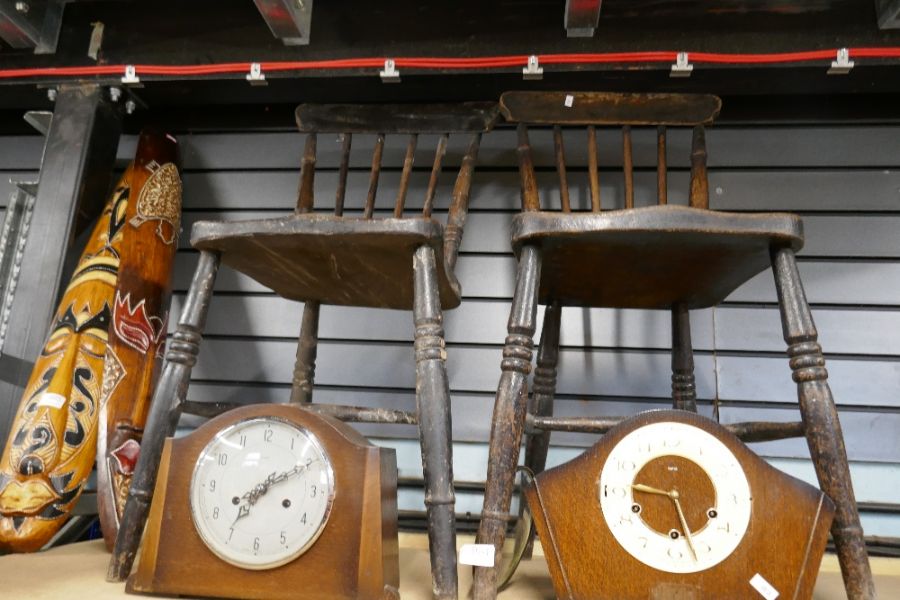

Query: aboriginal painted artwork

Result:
[97,130,181,549]
[0,171,130,552]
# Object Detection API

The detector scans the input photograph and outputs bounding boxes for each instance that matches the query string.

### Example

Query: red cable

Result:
[0,48,899,80]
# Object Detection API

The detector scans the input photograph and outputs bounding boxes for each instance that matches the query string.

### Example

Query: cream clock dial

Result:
[598,421,752,574]
[189,417,335,570]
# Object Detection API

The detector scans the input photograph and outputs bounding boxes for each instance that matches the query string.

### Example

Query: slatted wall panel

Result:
[2,125,899,537]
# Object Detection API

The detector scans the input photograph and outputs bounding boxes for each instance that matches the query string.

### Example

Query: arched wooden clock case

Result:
[126,403,399,600]
[524,410,835,600]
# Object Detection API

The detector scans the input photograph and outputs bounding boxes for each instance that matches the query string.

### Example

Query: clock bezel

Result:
[188,415,336,571]
[597,420,753,574]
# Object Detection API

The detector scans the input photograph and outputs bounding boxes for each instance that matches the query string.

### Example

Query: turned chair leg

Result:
[289,300,320,404]
[520,301,561,559]
[523,302,561,477]
[772,248,875,600]
[473,245,542,600]
[107,250,221,581]
[412,245,458,600]
[671,303,697,412]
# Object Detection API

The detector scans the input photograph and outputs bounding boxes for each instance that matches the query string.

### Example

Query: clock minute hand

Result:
[669,490,699,562]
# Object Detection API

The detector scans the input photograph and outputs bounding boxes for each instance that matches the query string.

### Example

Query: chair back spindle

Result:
[422,133,449,219]
[689,125,709,209]
[444,132,483,271]
[622,125,634,209]
[516,124,541,212]
[552,127,571,213]
[296,133,317,214]
[657,126,668,205]
[394,134,418,217]
[334,133,352,216]
[587,125,601,212]
[364,133,385,218]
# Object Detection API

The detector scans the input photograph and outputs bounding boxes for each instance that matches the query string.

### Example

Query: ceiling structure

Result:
[0,1,899,130]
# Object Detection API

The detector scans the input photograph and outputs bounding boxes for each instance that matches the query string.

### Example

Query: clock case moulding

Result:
[127,403,400,600]
[525,409,835,600]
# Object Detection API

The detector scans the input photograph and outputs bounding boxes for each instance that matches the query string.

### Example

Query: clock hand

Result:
[669,490,699,562]
[631,483,671,497]
[231,461,317,524]
[231,503,251,527]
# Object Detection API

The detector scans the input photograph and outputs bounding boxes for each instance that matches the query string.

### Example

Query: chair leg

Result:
[772,248,875,600]
[107,250,221,581]
[289,300,320,404]
[473,245,542,600]
[671,303,697,412]
[412,245,458,600]
[524,302,561,476]
[520,301,561,559]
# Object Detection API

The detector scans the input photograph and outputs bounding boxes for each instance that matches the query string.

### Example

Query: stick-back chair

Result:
[471,91,874,599]
[109,102,500,600]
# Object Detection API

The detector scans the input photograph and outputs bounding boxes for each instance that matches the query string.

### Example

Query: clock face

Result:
[189,417,335,570]
[598,421,752,574]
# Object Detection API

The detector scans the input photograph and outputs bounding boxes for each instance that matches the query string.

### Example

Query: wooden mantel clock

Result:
[524,410,835,600]
[126,404,399,600]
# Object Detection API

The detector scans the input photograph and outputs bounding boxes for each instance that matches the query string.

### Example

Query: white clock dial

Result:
[598,421,752,574]
[189,417,335,570]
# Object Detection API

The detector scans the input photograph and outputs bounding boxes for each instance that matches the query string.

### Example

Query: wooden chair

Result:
[109,102,500,600]
[471,91,874,599]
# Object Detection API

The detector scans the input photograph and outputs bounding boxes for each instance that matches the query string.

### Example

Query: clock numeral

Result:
[228,528,234,542]
[697,541,712,554]
[209,480,216,492]
[306,457,313,467]
[253,537,260,552]
[667,547,683,560]
[310,484,317,498]
[718,521,732,533]
[637,536,648,549]
[617,514,633,527]
[291,437,295,450]
[264,428,274,442]
[239,434,246,448]
[280,531,287,545]
[212,507,219,519]
[616,460,636,471]
[218,453,227,466]
[663,438,681,448]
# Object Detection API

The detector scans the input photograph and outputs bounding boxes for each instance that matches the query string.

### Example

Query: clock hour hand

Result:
[231,503,251,527]
[631,483,671,497]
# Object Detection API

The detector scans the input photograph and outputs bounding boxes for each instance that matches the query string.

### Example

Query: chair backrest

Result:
[499,92,721,212]
[294,103,500,270]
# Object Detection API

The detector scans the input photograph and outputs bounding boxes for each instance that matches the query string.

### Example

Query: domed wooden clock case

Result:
[126,403,399,600]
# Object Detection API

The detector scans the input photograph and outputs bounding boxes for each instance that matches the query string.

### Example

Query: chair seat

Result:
[511,205,804,309]
[191,214,461,310]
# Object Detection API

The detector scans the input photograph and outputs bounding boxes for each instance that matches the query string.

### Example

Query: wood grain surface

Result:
[97,130,181,549]
[526,410,834,599]
[128,403,399,600]
[0,169,130,552]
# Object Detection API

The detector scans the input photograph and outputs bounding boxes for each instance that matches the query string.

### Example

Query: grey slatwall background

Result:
[2,125,900,538]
